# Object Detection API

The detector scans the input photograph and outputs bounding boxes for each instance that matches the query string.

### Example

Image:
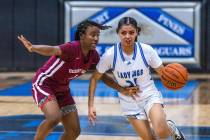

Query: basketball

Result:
[160,63,189,90]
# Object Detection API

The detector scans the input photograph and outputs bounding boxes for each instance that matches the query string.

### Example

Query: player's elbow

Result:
[51,46,61,56]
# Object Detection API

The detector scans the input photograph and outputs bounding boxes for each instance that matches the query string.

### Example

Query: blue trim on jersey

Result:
[119,43,125,61]
[138,43,149,68]
[132,43,137,60]
[112,44,118,70]
[119,43,137,62]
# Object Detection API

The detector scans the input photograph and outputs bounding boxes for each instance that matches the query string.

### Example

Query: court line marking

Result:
[0,130,210,137]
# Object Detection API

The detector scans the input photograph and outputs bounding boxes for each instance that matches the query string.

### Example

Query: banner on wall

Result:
[65,1,201,64]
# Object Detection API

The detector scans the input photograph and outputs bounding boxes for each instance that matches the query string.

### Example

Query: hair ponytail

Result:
[74,20,111,40]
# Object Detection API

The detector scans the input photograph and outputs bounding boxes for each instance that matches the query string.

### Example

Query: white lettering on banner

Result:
[154,47,192,56]
[158,14,185,35]
[93,11,109,24]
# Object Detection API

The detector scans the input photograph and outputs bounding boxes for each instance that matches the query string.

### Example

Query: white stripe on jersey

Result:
[39,60,65,85]
[35,85,50,96]
[32,84,38,105]
[33,58,61,86]
[32,58,65,100]
[32,84,50,105]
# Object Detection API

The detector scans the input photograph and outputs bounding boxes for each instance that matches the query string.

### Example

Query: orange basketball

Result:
[160,63,189,90]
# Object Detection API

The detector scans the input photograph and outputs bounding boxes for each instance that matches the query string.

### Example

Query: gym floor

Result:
[0,72,210,140]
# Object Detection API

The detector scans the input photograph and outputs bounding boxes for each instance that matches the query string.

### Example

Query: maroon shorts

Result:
[32,84,75,111]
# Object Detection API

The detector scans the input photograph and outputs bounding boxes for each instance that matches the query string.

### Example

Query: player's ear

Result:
[79,33,85,40]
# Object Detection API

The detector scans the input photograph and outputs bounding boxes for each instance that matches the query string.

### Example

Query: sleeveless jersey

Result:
[32,41,99,92]
[96,42,162,101]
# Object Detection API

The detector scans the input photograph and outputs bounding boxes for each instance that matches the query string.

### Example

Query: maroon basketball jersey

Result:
[32,41,99,91]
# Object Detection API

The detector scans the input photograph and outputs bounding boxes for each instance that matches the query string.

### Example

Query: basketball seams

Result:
[161,63,188,90]
[167,64,187,81]
[167,65,187,81]
[162,68,185,85]
[161,75,183,90]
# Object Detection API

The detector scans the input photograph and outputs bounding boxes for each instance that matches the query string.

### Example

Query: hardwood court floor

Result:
[0,72,210,140]
[1,96,210,126]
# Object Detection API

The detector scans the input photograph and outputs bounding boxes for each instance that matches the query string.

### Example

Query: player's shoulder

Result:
[138,42,157,57]
[70,41,81,48]
[138,42,154,51]
[102,45,115,57]
[60,41,79,49]
[69,41,83,55]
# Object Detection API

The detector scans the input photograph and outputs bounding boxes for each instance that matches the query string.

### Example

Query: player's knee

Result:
[67,125,81,138]
[71,125,81,137]
[154,127,168,138]
[140,134,155,140]
[72,126,81,137]
[46,114,62,127]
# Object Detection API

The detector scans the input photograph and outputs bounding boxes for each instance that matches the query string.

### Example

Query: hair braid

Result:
[74,20,111,40]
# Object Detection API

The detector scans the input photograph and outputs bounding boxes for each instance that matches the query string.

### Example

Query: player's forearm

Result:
[101,74,124,92]
[30,45,61,56]
[88,77,98,107]
[154,64,164,76]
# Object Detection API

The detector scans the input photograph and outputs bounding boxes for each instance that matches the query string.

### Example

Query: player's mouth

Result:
[91,42,97,49]
[92,41,98,46]
[125,40,132,44]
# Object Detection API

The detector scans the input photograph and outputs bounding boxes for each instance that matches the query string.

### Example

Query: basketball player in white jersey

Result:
[88,17,185,140]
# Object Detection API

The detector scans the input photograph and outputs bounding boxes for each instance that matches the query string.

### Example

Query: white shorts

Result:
[119,91,163,120]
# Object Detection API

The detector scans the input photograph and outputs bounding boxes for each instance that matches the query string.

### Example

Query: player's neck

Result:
[121,45,134,55]
[80,43,90,57]
[80,45,91,63]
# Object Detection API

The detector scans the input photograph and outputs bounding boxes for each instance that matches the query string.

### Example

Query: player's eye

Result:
[121,31,127,36]
[129,31,135,35]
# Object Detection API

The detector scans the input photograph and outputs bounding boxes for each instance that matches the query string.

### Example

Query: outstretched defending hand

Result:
[18,35,33,52]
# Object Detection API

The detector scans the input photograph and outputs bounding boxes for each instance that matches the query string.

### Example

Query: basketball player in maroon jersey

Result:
[18,20,139,140]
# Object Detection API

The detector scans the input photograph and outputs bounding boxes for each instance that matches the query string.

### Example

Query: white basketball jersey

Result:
[97,42,162,101]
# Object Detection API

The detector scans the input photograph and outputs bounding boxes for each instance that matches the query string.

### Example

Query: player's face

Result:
[82,26,100,50]
[118,25,138,47]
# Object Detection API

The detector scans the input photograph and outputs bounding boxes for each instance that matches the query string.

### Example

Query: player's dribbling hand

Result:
[88,106,97,126]
[121,86,141,100]
[17,35,33,52]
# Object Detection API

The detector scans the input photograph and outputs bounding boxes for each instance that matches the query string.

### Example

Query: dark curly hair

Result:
[75,20,111,40]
